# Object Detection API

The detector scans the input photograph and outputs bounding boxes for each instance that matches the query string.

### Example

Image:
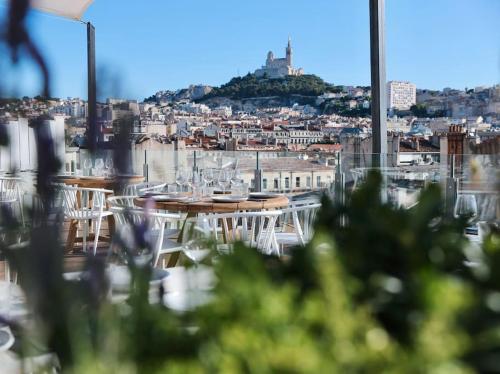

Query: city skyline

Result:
[0,0,499,100]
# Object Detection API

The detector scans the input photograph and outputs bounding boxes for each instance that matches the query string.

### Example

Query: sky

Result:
[0,0,499,100]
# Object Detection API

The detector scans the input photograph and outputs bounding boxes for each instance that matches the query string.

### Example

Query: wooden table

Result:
[135,194,289,266]
[60,175,144,190]
[134,194,289,214]
[60,175,144,253]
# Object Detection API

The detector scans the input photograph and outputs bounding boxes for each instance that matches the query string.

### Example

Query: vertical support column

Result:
[254,151,262,192]
[335,152,345,204]
[369,0,387,167]
[143,149,148,181]
[446,155,459,217]
[174,139,179,182]
[87,23,99,151]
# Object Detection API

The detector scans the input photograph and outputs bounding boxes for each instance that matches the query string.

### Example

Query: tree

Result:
[410,104,428,117]
[200,74,338,101]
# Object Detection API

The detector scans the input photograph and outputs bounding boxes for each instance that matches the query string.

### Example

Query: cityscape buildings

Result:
[0,34,498,189]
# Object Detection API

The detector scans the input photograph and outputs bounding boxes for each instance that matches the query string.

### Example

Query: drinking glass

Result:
[182,220,210,267]
[105,158,114,176]
[234,183,249,198]
[167,184,178,194]
[202,168,214,187]
[183,170,193,193]
[83,158,92,176]
[231,169,243,189]
[176,169,189,192]
[190,171,204,200]
[183,240,211,267]
[95,158,104,176]
[454,194,478,224]
[218,169,231,194]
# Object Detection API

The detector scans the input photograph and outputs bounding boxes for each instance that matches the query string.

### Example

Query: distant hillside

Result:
[176,85,213,101]
[144,85,213,103]
[199,74,341,101]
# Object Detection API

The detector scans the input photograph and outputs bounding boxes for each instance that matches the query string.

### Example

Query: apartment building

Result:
[387,81,417,110]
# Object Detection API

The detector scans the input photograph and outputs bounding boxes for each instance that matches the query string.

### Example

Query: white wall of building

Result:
[0,117,65,172]
[387,81,417,110]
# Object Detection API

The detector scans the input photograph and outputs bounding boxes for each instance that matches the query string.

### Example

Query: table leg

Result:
[65,219,78,253]
[68,190,83,253]
[165,212,195,268]
[177,212,195,244]
[107,215,115,237]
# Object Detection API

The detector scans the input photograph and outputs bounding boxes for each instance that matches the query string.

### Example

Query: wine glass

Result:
[218,169,231,194]
[176,169,189,192]
[454,194,478,224]
[190,171,204,200]
[95,158,104,176]
[202,168,214,187]
[83,158,93,176]
[105,158,114,176]
[182,219,210,267]
[231,169,243,188]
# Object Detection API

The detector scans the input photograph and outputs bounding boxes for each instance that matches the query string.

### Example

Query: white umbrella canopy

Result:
[30,0,94,20]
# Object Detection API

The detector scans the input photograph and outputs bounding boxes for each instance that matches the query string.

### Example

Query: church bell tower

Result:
[286,37,292,66]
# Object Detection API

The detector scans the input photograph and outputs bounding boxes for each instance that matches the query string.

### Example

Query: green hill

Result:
[200,73,341,101]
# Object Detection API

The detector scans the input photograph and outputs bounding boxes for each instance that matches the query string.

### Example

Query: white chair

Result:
[108,195,181,240]
[61,186,113,255]
[0,177,24,226]
[189,210,282,255]
[110,207,183,268]
[107,195,137,209]
[275,201,321,251]
[124,182,167,196]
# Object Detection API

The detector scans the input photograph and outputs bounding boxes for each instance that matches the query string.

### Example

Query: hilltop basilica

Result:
[254,38,304,79]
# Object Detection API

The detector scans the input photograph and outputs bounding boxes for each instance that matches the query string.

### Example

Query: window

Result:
[274,178,279,190]
[285,177,290,189]
[295,177,300,188]
[262,178,268,190]
[306,176,311,187]
[316,176,321,187]
[250,179,255,189]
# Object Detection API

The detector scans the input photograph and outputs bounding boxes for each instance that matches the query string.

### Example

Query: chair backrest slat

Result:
[0,178,22,202]
[107,195,137,209]
[280,202,321,245]
[60,186,112,218]
[124,182,166,196]
[110,206,181,266]
[193,210,282,255]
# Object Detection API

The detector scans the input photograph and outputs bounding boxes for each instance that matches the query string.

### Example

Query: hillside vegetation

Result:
[200,73,341,100]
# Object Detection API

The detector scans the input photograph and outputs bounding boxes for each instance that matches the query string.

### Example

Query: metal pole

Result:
[369,0,387,166]
[87,22,99,150]
[254,151,262,192]
[446,154,458,216]
[143,149,148,181]
[335,152,345,204]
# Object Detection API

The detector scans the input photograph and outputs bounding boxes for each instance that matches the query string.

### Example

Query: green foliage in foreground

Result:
[4,172,500,373]
[201,73,340,100]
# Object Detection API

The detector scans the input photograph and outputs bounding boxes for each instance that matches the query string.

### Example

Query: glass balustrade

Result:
[4,149,497,224]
